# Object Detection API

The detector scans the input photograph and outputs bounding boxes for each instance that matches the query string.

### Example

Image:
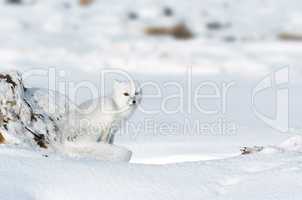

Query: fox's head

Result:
[112,80,142,112]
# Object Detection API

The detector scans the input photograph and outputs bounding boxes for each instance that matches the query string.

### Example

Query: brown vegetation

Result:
[279,32,302,41]
[144,23,193,40]
[0,133,5,144]
[79,0,94,6]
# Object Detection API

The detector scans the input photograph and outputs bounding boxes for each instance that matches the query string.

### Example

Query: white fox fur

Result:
[68,80,142,144]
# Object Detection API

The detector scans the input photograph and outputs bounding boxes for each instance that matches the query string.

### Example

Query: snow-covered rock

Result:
[240,135,302,156]
[0,71,60,148]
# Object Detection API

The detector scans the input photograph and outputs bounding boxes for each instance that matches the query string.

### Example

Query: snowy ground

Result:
[1,139,302,200]
[0,0,302,199]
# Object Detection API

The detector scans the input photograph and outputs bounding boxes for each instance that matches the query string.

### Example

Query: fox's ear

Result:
[113,79,124,91]
[113,79,122,86]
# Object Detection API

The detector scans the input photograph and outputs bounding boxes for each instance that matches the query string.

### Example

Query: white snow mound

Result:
[279,135,302,152]
[61,142,132,162]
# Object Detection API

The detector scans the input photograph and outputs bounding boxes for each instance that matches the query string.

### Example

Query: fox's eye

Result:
[123,92,129,96]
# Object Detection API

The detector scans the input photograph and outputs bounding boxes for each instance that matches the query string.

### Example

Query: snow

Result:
[0,0,302,76]
[1,140,302,200]
[60,142,132,162]
[279,136,302,152]
[0,0,302,199]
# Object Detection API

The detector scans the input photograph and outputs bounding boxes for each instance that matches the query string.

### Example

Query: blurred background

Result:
[1,0,302,75]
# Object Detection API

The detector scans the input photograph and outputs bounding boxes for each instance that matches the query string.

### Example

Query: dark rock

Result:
[163,7,173,17]
[6,0,22,4]
[128,12,138,20]
[223,36,236,42]
[206,21,224,30]
[63,2,71,9]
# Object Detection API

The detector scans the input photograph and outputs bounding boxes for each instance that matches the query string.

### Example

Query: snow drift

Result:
[1,138,302,200]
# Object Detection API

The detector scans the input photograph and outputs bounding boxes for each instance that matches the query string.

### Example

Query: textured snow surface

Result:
[1,137,302,200]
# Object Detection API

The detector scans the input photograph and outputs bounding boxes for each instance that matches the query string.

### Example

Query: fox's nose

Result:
[132,100,136,104]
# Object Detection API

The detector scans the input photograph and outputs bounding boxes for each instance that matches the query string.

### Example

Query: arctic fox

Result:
[68,80,142,144]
